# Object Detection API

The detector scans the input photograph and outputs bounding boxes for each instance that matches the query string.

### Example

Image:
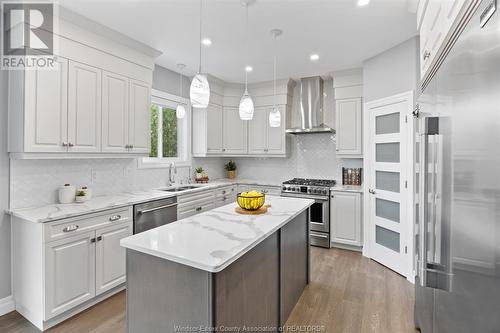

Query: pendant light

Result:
[176,64,186,119]
[190,0,210,108]
[239,0,254,121]
[269,29,282,128]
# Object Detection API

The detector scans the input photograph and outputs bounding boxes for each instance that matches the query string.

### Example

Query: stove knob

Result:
[282,186,287,191]
[307,188,312,193]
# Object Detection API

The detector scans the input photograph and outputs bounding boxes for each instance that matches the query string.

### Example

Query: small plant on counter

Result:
[75,190,87,203]
[224,160,237,179]
[195,167,204,180]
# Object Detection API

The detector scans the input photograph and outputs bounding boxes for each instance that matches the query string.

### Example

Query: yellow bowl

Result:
[237,193,265,211]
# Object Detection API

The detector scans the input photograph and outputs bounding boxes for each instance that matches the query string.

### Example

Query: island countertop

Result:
[120,196,314,273]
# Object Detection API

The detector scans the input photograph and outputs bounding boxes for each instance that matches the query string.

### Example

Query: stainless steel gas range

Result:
[280,178,336,248]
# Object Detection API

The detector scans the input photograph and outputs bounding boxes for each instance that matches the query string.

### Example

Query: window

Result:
[139,89,190,168]
[149,104,178,158]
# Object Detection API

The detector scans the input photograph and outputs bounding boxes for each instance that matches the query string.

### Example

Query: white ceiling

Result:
[59,0,417,83]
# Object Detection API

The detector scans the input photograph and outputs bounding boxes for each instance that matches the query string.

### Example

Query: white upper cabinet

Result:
[128,79,151,154]
[207,104,224,154]
[192,79,292,157]
[248,106,286,155]
[7,14,158,158]
[102,71,129,153]
[335,98,362,157]
[419,0,468,80]
[223,107,248,155]
[67,61,102,153]
[248,106,268,154]
[23,57,68,152]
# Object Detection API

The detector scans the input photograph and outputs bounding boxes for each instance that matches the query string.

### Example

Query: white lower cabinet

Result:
[95,223,130,295]
[12,207,132,330]
[45,231,96,319]
[330,191,362,248]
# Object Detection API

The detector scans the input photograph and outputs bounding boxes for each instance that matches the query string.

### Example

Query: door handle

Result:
[109,215,121,221]
[423,50,431,60]
[368,189,376,194]
[62,225,79,232]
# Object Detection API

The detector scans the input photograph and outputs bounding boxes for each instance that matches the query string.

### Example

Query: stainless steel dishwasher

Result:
[133,197,177,234]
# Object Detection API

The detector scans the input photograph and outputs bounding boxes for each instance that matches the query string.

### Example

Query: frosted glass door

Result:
[367,94,411,278]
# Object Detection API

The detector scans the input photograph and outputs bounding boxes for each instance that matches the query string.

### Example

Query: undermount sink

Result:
[160,185,204,192]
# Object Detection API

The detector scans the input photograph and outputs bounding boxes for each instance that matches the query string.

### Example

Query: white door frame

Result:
[362,91,415,282]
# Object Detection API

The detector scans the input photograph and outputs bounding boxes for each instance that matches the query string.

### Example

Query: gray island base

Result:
[122,197,313,333]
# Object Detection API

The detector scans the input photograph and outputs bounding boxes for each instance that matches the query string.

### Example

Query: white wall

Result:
[0,65,12,299]
[363,37,419,102]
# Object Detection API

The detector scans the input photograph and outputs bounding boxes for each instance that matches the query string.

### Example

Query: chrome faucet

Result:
[168,162,177,186]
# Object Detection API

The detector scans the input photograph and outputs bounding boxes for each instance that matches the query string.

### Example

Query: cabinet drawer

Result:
[178,202,215,220]
[178,196,214,213]
[214,185,236,197]
[177,189,214,204]
[44,207,132,242]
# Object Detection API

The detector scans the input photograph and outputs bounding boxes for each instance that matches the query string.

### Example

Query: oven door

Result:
[281,193,330,232]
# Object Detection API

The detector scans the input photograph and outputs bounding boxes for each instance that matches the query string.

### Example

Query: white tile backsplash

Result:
[10,135,361,209]
[10,157,225,209]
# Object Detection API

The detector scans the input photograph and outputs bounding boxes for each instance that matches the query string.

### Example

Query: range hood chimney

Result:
[286,76,334,134]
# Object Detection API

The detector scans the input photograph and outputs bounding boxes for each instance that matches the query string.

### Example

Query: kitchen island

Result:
[120,196,314,333]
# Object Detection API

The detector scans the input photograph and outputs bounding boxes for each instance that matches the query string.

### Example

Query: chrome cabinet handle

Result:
[196,207,202,212]
[68,142,74,147]
[423,51,431,60]
[222,148,226,152]
[222,190,226,194]
[90,237,96,243]
[62,142,68,147]
[368,189,376,194]
[129,145,134,149]
[96,236,102,242]
[109,215,121,221]
[62,225,79,232]
[223,196,227,201]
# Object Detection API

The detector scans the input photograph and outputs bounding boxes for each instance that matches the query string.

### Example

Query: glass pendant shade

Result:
[269,107,281,127]
[239,90,254,120]
[176,104,186,119]
[190,74,210,108]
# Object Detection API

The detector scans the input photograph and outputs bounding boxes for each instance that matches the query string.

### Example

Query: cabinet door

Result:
[331,191,362,247]
[335,98,362,156]
[67,61,102,152]
[95,223,131,295]
[267,105,286,154]
[207,104,224,154]
[128,79,151,154]
[223,107,248,154]
[420,0,445,78]
[248,107,267,154]
[24,57,68,152]
[102,72,129,153]
[45,231,95,319]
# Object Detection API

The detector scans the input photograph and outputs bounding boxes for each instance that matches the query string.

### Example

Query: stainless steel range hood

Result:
[286,76,334,134]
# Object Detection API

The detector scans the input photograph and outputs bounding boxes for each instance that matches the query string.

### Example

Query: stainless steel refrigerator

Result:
[414,1,500,332]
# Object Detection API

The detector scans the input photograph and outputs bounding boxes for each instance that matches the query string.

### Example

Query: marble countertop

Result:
[120,196,314,272]
[8,179,283,223]
[331,185,363,193]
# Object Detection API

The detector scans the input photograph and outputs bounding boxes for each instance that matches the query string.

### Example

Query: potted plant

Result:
[75,190,87,203]
[224,160,237,179]
[195,167,204,180]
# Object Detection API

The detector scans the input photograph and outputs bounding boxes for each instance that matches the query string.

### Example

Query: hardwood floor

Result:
[0,247,417,333]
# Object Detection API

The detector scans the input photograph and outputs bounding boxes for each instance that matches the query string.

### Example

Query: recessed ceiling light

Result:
[201,38,212,46]
[310,54,319,61]
[245,66,253,72]
[357,0,370,7]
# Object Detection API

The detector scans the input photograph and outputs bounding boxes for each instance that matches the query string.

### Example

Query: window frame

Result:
[138,89,191,169]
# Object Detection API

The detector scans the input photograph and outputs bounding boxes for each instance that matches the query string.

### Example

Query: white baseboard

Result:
[0,295,15,316]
